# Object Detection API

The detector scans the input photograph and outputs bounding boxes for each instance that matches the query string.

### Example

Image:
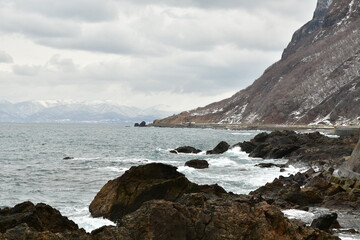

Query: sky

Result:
[0,0,318,112]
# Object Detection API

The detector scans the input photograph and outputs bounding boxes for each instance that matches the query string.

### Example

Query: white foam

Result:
[98,166,127,173]
[282,209,315,224]
[208,157,238,167]
[231,132,253,136]
[70,215,116,233]
[338,233,360,240]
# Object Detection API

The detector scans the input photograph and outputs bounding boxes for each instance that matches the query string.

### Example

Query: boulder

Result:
[113,193,339,240]
[0,202,90,240]
[89,163,225,222]
[170,146,202,154]
[0,201,79,234]
[311,213,338,231]
[237,131,357,167]
[236,141,256,153]
[255,163,286,168]
[185,159,209,169]
[206,141,230,154]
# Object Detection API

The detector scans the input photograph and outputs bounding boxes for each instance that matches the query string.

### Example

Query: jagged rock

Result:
[206,141,230,154]
[113,193,339,240]
[236,141,256,153]
[0,201,79,234]
[134,121,146,127]
[255,163,286,168]
[311,213,338,231]
[304,173,332,190]
[0,202,90,240]
[237,131,357,167]
[170,146,202,154]
[89,163,226,222]
[185,159,209,169]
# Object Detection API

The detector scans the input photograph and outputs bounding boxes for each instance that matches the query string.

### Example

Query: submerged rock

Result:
[185,159,209,169]
[170,146,202,154]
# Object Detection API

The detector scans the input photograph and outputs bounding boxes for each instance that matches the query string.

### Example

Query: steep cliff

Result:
[156,0,360,125]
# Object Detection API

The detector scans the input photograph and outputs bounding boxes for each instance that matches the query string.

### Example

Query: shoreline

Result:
[151,122,360,136]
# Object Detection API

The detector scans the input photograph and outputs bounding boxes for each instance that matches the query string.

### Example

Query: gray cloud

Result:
[12,65,41,76]
[0,8,80,38]
[0,50,13,63]
[11,0,118,22]
[0,0,318,111]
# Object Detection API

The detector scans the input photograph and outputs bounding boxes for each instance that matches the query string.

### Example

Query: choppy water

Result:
[1,123,351,238]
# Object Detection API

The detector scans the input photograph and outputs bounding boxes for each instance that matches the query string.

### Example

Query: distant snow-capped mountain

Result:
[0,100,175,124]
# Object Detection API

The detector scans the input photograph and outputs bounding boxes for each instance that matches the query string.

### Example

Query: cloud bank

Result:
[0,0,317,111]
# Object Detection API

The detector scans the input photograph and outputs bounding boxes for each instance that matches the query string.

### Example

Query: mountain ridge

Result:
[155,0,360,126]
[0,100,174,124]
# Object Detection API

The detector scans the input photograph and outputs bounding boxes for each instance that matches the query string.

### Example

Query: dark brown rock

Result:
[89,163,225,222]
[0,201,79,234]
[206,141,230,154]
[255,163,286,168]
[185,159,209,169]
[170,146,202,154]
[0,202,90,240]
[311,213,338,231]
[238,130,357,167]
[113,193,339,240]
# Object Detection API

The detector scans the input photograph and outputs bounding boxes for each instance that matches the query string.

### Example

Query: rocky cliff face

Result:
[156,0,360,125]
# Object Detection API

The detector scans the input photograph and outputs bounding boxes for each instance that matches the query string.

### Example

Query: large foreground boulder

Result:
[95,193,339,240]
[89,163,226,222]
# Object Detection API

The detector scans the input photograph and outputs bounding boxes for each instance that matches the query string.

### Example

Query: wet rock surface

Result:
[185,159,209,169]
[311,213,339,231]
[170,146,202,154]
[89,163,226,222]
[1,162,344,240]
[251,169,360,211]
[206,141,230,155]
[0,202,91,240]
[113,194,338,240]
[236,130,357,167]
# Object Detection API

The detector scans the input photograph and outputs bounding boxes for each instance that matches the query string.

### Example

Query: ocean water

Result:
[0,123,354,239]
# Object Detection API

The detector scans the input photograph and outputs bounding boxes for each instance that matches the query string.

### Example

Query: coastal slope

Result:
[155,0,360,125]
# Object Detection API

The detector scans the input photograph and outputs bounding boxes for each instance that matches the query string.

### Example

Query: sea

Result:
[0,123,358,239]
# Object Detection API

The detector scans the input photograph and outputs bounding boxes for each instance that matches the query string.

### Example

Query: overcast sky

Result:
[0,0,317,111]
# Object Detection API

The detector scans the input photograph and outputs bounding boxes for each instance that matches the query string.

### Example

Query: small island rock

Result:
[185,159,209,169]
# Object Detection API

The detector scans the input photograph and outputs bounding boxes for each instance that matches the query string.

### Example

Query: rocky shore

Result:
[1,130,360,240]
